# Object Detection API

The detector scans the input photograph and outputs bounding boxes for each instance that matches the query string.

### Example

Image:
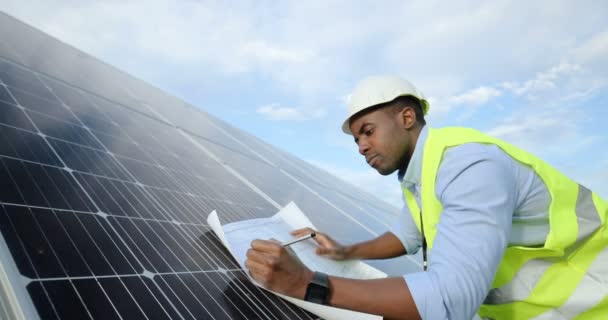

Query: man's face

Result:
[349,106,412,175]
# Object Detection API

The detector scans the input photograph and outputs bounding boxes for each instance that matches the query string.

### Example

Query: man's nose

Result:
[358,140,370,155]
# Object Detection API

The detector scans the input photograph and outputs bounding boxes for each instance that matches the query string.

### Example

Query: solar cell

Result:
[0,11,419,319]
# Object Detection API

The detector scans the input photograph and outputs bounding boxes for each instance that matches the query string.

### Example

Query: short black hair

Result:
[384,95,426,126]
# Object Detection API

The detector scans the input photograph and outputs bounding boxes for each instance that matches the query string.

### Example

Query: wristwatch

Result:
[304,271,330,305]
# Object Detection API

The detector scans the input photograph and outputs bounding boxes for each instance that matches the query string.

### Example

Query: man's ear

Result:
[400,106,416,130]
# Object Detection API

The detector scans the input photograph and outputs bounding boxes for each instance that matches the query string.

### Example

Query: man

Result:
[245,76,608,319]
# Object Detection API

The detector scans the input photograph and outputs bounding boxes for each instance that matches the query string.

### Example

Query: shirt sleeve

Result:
[390,200,423,255]
[403,144,517,320]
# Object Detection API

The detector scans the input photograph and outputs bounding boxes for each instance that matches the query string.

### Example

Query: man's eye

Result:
[365,129,374,136]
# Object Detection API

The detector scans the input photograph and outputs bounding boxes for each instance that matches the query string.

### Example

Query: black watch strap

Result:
[304,271,330,305]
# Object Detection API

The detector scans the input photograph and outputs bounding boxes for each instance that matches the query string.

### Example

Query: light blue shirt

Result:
[391,126,551,320]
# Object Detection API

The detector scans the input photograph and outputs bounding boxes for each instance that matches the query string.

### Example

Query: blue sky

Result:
[4,1,607,207]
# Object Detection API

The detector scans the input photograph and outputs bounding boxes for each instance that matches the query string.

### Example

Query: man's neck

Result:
[397,124,424,182]
[397,162,409,182]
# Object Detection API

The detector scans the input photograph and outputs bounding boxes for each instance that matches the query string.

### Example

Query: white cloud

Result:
[383,1,608,97]
[425,86,502,121]
[449,86,502,105]
[574,30,608,66]
[339,94,351,106]
[429,85,502,116]
[427,58,604,122]
[241,41,314,64]
[501,62,582,98]
[256,104,306,121]
[2,0,325,93]
[256,103,327,121]
[4,0,607,102]
[486,108,597,158]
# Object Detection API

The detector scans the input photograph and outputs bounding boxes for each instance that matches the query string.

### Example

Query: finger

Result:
[246,247,270,264]
[251,239,282,253]
[292,229,328,244]
[248,248,283,268]
[316,247,333,255]
[245,257,267,274]
[290,227,316,237]
[247,268,268,286]
[312,233,334,246]
[246,261,259,279]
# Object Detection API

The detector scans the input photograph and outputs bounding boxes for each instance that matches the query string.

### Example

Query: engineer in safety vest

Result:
[245,75,608,320]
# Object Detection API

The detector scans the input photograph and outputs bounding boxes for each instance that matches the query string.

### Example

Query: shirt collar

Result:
[398,125,428,187]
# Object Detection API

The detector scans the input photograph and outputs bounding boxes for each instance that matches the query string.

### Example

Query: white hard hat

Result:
[342,75,430,134]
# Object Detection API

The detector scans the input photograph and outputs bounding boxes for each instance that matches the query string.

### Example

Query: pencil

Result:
[282,232,316,247]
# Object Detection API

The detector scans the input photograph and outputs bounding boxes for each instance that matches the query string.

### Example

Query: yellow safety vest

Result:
[402,127,608,320]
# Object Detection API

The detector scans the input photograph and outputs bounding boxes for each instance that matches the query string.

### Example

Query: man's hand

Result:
[245,239,313,299]
[245,237,420,319]
[291,228,350,260]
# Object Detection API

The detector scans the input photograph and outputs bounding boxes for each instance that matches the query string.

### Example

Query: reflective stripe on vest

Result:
[531,244,608,319]
[405,127,608,319]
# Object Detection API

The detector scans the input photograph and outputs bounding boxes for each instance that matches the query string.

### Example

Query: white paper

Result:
[207,202,385,320]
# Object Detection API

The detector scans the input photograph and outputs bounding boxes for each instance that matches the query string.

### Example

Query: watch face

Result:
[309,283,325,294]
[306,281,328,304]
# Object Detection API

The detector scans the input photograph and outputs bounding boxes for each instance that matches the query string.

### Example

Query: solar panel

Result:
[0,11,420,319]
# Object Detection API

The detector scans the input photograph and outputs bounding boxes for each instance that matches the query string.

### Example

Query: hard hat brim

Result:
[342,96,429,135]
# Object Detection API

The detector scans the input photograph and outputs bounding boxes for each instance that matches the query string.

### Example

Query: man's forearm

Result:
[345,232,407,259]
[247,237,419,319]
[327,276,420,320]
